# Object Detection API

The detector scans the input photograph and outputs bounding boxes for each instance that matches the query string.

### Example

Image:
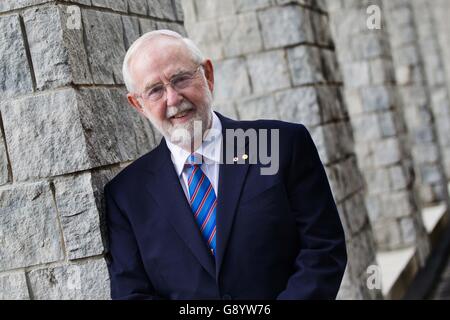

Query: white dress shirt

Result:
[165,111,222,201]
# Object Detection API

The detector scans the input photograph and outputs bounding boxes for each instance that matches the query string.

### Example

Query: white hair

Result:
[122,29,205,92]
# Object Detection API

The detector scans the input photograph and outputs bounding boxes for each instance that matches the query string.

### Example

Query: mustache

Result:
[166,101,194,119]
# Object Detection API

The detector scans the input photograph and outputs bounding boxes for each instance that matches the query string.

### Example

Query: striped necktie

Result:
[186,154,217,256]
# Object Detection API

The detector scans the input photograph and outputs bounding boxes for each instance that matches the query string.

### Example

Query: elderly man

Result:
[104,30,347,300]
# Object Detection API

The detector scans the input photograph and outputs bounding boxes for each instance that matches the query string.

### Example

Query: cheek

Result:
[142,103,166,121]
[185,85,211,107]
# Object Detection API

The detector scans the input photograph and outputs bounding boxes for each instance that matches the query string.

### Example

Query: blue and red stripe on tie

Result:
[187,154,217,256]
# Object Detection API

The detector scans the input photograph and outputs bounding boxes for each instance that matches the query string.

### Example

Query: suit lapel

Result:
[142,112,250,281]
[215,112,250,280]
[143,140,216,278]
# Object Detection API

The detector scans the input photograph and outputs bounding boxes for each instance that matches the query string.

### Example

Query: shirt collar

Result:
[166,110,223,177]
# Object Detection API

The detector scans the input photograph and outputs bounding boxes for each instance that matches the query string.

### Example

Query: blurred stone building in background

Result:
[0,0,449,299]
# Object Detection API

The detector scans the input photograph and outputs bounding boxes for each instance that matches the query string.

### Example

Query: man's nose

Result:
[165,84,182,106]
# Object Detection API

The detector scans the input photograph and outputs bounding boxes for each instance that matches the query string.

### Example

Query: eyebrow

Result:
[142,68,189,92]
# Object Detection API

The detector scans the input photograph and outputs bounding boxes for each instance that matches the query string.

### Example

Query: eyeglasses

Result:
[137,65,203,102]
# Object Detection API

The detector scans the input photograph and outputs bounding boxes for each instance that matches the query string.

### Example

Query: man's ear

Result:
[127,93,144,115]
[203,59,214,93]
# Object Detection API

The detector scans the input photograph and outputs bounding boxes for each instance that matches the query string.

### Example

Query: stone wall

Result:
[328,0,430,264]
[432,0,450,117]
[0,0,183,299]
[412,0,450,181]
[383,0,449,208]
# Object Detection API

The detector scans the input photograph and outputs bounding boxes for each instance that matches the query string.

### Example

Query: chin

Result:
[167,119,205,150]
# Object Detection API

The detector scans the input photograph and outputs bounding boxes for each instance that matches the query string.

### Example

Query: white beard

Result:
[145,100,212,152]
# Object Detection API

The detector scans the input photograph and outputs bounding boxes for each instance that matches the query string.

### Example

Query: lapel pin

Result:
[242,154,248,160]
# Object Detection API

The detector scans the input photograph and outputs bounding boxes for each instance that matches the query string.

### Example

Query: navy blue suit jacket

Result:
[104,111,347,300]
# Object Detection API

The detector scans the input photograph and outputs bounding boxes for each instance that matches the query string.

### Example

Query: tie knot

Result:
[186,153,203,166]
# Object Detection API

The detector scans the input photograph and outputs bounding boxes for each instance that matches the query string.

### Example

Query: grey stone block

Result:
[173,0,185,21]
[76,87,156,168]
[341,62,370,88]
[413,127,435,144]
[0,87,154,181]
[430,88,450,116]
[27,258,110,299]
[389,24,416,48]
[194,0,235,20]
[369,58,395,85]
[60,4,95,81]
[247,50,290,94]
[443,149,450,178]
[180,0,196,24]
[373,137,402,166]
[309,122,353,165]
[275,87,321,127]
[393,45,420,67]
[53,173,104,260]
[155,21,187,37]
[311,10,332,46]
[365,168,390,195]
[287,45,324,85]
[0,131,9,185]
[346,230,377,277]
[318,86,347,122]
[399,216,418,245]
[213,103,238,120]
[236,95,279,120]
[214,58,251,101]
[185,20,223,60]
[147,0,177,20]
[0,182,64,271]
[326,156,364,202]
[384,1,413,26]
[68,0,92,4]
[389,165,409,190]
[0,0,51,12]
[219,12,263,58]
[127,0,148,14]
[328,8,366,41]
[365,195,382,222]
[321,49,342,83]
[378,111,397,138]
[139,18,157,34]
[412,144,440,164]
[0,272,30,299]
[420,164,444,184]
[372,218,403,250]
[23,5,93,90]
[361,86,394,112]
[122,15,140,50]
[91,0,127,12]
[0,89,90,181]
[343,192,369,235]
[336,268,364,300]
[0,14,34,98]
[381,191,415,219]
[350,114,382,142]
[344,89,364,116]
[356,33,390,60]
[235,0,273,12]
[82,9,125,84]
[90,165,125,233]
[259,5,314,49]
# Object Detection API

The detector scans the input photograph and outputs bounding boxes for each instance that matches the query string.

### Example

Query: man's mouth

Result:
[170,109,192,119]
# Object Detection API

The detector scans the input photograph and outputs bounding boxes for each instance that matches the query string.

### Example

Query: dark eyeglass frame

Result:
[135,65,203,102]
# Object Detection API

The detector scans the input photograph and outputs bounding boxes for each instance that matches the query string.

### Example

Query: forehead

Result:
[129,37,196,90]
